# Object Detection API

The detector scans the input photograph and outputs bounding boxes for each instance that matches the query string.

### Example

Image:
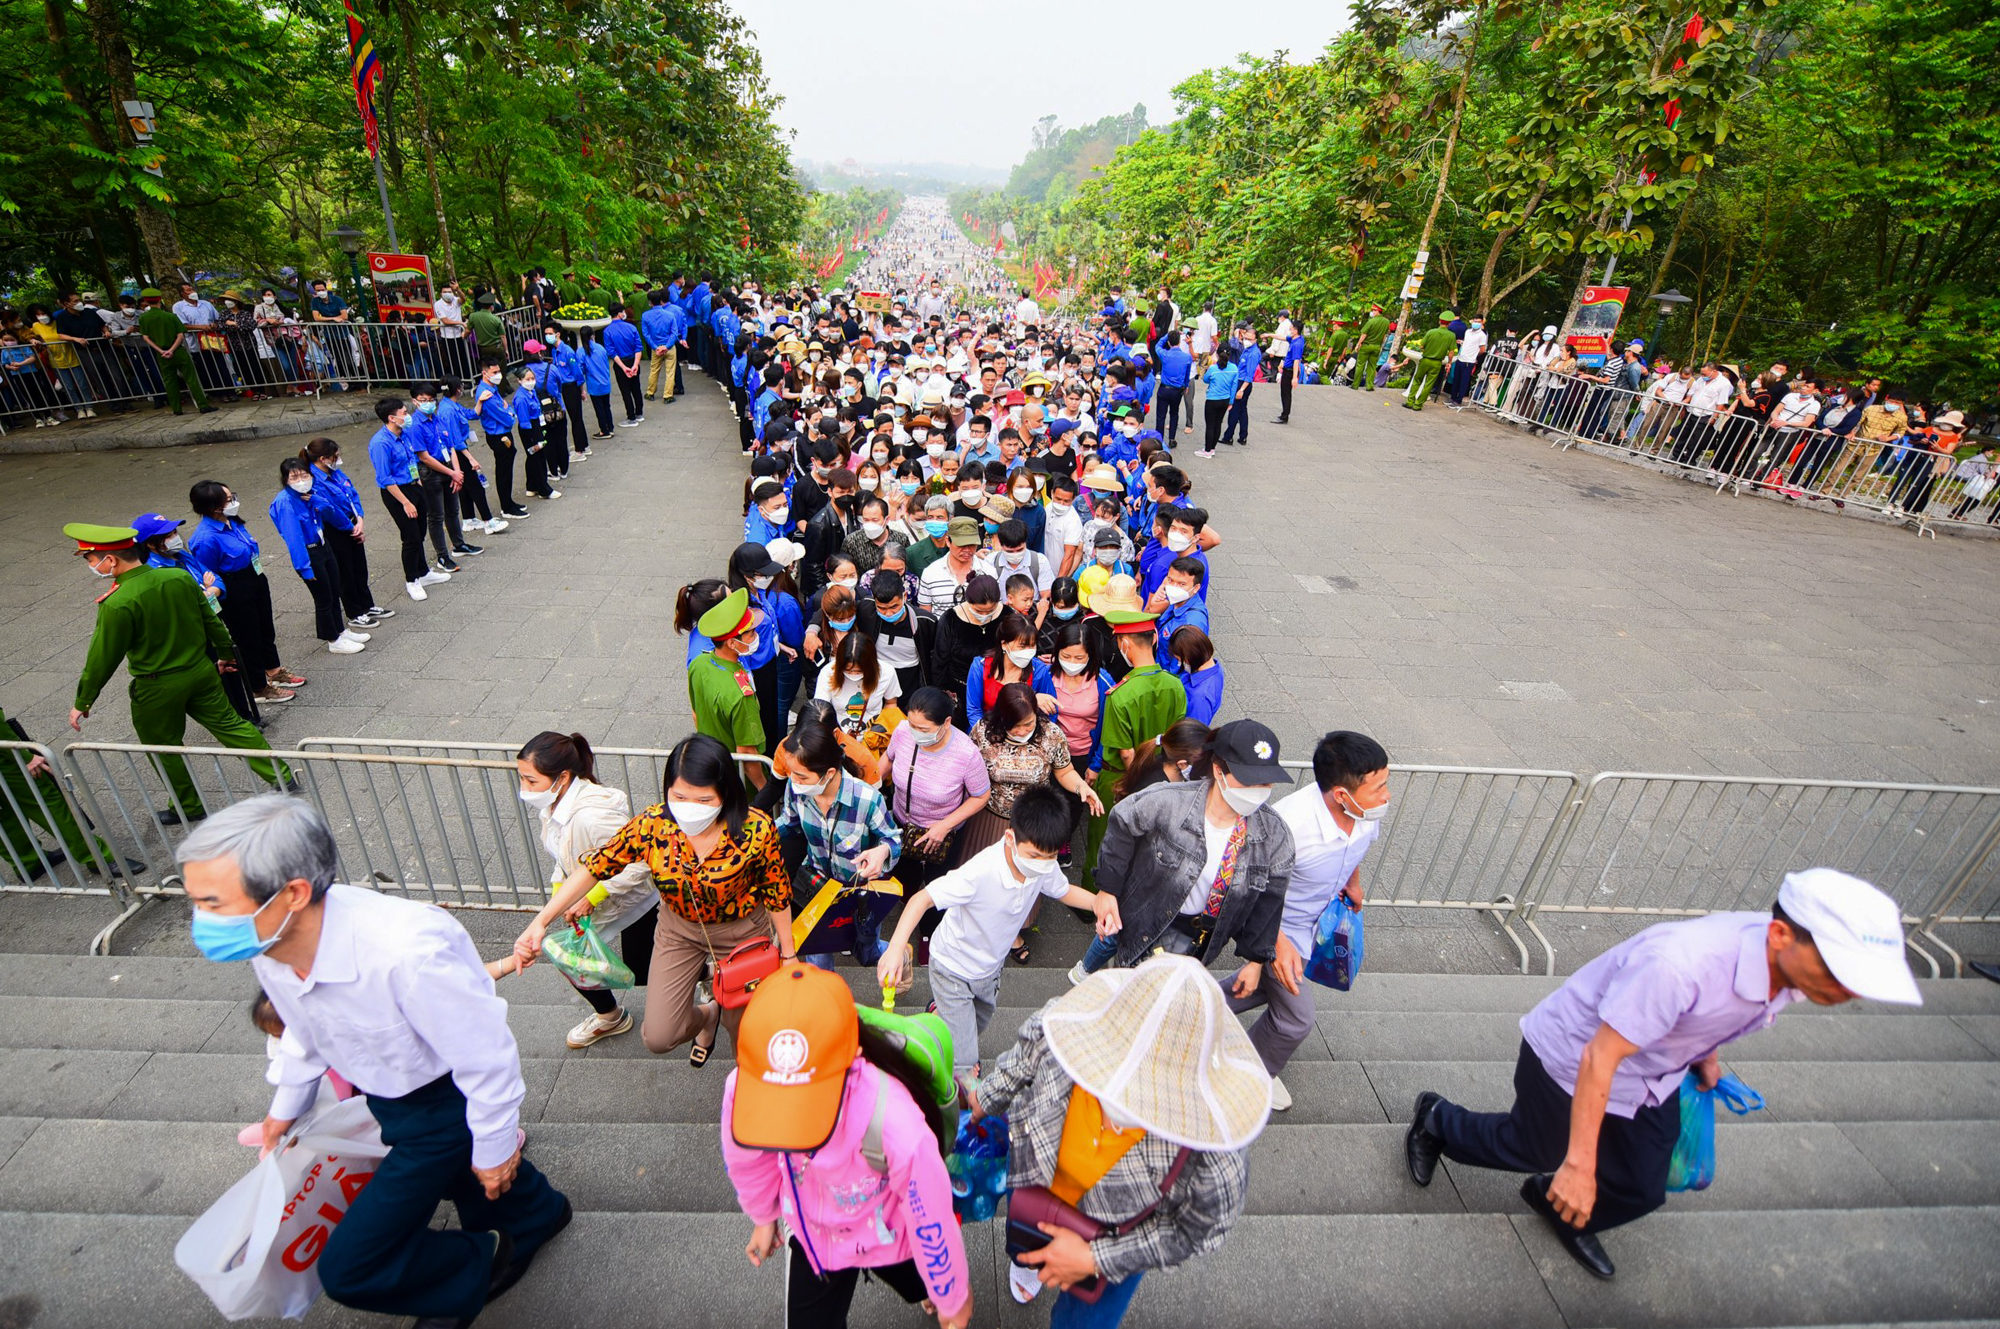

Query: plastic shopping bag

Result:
[174,1095,389,1319]
[1305,894,1365,991]
[542,915,635,990]
[1666,1070,1764,1192]
[948,1110,1011,1223]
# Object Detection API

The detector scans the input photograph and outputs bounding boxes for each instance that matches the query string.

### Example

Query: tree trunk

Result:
[1642,180,1699,299]
[1717,167,1784,360]
[85,0,183,283]
[1475,169,1551,315]
[394,0,457,280]
[1389,10,1482,363]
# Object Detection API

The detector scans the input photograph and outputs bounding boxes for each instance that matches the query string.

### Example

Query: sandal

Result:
[688,1002,721,1068]
[1009,937,1032,966]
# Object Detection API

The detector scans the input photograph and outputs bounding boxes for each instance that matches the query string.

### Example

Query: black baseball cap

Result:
[1210,719,1294,786]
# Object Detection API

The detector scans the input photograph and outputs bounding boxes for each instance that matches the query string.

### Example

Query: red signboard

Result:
[366,252,434,316]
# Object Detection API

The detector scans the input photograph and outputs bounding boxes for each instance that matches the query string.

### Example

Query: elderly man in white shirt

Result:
[1226,730,1390,1114]
[177,796,571,1328]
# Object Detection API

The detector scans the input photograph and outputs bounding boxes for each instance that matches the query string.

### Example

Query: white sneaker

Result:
[484,518,510,533]
[1067,961,1088,987]
[1270,1076,1292,1112]
[618,418,639,428]
[406,580,428,601]
[566,1007,633,1048]
[1009,1263,1043,1304]
[544,489,561,500]
[417,570,451,586]
[339,628,371,643]
[328,637,364,654]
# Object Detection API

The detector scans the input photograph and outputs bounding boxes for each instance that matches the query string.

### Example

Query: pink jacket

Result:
[721,1058,970,1318]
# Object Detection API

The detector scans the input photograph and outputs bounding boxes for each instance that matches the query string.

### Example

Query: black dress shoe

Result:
[23,850,66,881]
[1406,1091,1444,1186]
[155,807,207,827]
[1970,960,2000,985]
[1520,1174,1616,1279]
[486,1198,571,1304]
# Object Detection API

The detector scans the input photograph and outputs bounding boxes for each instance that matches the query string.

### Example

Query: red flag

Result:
[342,0,382,157]
[1642,14,1705,184]
[993,235,1003,255]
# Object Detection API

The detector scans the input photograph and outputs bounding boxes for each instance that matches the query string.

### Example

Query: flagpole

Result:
[373,149,400,252]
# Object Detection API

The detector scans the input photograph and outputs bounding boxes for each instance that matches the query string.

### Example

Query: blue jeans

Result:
[1079,932,1118,973]
[1049,1271,1145,1328]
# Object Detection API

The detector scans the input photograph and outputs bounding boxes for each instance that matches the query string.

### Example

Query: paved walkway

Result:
[3,375,1997,785]
[0,393,380,455]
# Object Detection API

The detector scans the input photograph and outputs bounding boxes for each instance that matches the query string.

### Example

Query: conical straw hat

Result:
[1042,954,1272,1151]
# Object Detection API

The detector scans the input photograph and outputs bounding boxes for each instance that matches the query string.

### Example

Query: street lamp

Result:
[1646,288,1692,358]
[332,224,374,319]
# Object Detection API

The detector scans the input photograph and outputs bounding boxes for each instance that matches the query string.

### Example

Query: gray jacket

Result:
[1096,779,1295,967]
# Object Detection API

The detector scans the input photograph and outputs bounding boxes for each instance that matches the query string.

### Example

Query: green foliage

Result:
[2,0,807,300]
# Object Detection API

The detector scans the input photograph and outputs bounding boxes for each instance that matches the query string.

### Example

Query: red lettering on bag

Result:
[338,1168,374,1204]
[281,1224,328,1272]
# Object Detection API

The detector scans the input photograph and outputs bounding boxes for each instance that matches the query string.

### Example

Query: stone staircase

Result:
[2,948,1997,1329]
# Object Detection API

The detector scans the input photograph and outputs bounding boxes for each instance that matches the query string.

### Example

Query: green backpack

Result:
[855,1002,958,1161]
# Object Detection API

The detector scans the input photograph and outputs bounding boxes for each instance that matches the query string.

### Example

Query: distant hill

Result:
[1004,106,1148,203]
[799,160,1009,193]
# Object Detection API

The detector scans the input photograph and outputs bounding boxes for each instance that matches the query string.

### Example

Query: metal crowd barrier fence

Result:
[1275,761,1582,973]
[1512,772,2000,976]
[0,741,139,953]
[1,307,542,431]
[1471,353,1997,537]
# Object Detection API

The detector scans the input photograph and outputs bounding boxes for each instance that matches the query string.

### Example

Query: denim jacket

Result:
[1097,779,1295,966]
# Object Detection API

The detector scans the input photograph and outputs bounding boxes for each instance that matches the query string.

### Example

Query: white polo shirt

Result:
[1273,784,1382,953]
[927,841,1073,980]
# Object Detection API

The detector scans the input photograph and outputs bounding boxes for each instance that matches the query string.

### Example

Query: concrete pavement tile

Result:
[1836,1121,2000,1206]
[0,1047,151,1117]
[1719,1059,2000,1123]
[0,1118,251,1215]
[0,995,235,1053]
[0,1115,41,1171]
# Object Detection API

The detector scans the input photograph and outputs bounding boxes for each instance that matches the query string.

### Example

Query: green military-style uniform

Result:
[1405,317,1459,412]
[68,526,287,818]
[688,651,766,755]
[1083,657,1188,890]
[1349,311,1394,391]
[0,705,114,876]
[135,304,208,414]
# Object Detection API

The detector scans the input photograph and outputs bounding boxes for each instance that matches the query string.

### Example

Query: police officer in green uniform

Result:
[1347,302,1394,391]
[1403,311,1459,412]
[0,705,135,880]
[65,524,291,824]
[688,586,768,790]
[1083,592,1189,890]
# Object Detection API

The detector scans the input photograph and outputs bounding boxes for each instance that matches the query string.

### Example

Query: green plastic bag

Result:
[541,916,634,990]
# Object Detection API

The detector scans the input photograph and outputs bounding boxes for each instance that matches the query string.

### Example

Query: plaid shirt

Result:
[975,1011,1250,1283]
[773,769,902,881]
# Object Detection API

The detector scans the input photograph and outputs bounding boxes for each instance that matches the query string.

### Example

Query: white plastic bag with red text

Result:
[174,1095,389,1320]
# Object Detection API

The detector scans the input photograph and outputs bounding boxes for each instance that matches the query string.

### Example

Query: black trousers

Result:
[486,433,520,512]
[615,365,644,420]
[1222,384,1253,442]
[577,903,660,1014]
[1202,398,1229,452]
[521,423,553,497]
[1156,385,1184,441]
[1431,1040,1679,1235]
[216,567,283,676]
[785,1238,928,1329]
[299,543,346,642]
[326,525,376,618]
[590,393,614,435]
[457,452,494,523]
[1278,360,1296,418]
[560,382,588,453]
[379,485,431,583]
[317,1074,569,1321]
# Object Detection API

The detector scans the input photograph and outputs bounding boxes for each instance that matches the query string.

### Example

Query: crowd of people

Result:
[53,199,1935,1329]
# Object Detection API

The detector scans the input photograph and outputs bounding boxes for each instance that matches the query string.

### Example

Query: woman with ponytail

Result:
[506,730,660,1049]
[301,436,391,631]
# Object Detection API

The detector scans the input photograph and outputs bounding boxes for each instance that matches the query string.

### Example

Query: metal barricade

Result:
[1471,352,1995,535]
[0,739,136,916]
[294,737,776,813]
[1279,761,1582,973]
[1512,772,2000,975]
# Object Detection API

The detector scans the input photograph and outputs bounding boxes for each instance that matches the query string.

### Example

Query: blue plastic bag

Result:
[1666,1070,1764,1192]
[948,1111,1010,1222]
[1305,894,1364,991]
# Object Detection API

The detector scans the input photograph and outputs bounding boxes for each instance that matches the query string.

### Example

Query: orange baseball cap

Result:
[730,963,860,1152]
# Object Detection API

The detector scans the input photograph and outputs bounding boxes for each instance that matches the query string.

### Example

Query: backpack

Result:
[855,1002,958,1163]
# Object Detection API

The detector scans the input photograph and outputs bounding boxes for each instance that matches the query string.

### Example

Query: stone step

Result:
[2,1206,1995,1329]
[3,1116,1992,1221]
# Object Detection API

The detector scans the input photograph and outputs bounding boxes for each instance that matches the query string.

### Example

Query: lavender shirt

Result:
[882,724,990,829]
[1520,912,1797,1118]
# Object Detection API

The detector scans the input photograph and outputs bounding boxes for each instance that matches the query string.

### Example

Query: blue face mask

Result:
[900,480,920,496]
[878,603,906,622]
[827,617,855,632]
[416,400,438,415]
[189,891,290,963]
[924,519,950,538]
[1051,605,1079,620]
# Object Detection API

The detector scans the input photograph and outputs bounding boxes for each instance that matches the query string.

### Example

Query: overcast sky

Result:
[727,1,1351,174]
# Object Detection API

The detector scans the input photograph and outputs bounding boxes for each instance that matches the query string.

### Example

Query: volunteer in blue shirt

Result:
[1150,561,1211,664]
[437,382,500,535]
[540,324,591,460]
[641,290,682,404]
[1221,324,1261,446]
[270,457,365,655]
[512,366,558,504]
[1277,316,1306,424]
[601,303,645,423]
[407,384,480,571]
[187,479,300,701]
[301,436,391,631]
[1155,330,1193,443]
[473,362,528,520]
[582,335,614,439]
[1200,346,1241,458]
[368,396,448,601]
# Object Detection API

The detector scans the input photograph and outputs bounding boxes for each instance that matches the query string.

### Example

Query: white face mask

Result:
[1011,841,1060,879]
[1161,583,1192,605]
[911,428,929,442]
[86,558,115,579]
[1166,531,1193,552]
[222,500,242,517]
[1059,657,1088,676]
[861,520,885,539]
[912,724,947,746]
[858,477,879,492]
[831,577,858,591]
[518,783,561,810]
[1006,727,1036,745]
[288,478,312,495]
[164,535,184,552]
[959,487,983,505]
[669,798,722,835]
[1013,486,1033,503]
[1005,647,1036,668]
[925,441,945,458]
[789,775,827,798]
[764,506,788,525]
[750,575,774,591]
[1094,548,1119,566]
[1340,789,1390,823]
[1219,781,1273,816]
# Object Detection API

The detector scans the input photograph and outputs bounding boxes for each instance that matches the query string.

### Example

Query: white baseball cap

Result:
[764,537,805,568]
[1776,869,1921,1005]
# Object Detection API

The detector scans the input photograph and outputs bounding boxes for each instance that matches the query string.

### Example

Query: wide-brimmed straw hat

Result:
[1043,955,1272,1151]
